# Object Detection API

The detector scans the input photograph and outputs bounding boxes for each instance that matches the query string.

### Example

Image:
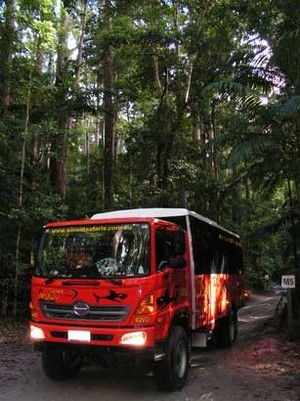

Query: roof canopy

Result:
[91,208,239,238]
[91,208,190,219]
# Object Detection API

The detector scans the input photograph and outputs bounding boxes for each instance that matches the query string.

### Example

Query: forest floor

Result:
[0,293,300,401]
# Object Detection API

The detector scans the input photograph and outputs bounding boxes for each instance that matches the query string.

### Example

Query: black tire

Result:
[215,309,237,348]
[155,325,190,391]
[42,345,82,381]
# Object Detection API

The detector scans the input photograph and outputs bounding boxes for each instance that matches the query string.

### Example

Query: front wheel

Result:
[155,325,190,391]
[42,345,82,380]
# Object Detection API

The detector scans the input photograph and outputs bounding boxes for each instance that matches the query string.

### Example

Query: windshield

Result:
[36,223,150,278]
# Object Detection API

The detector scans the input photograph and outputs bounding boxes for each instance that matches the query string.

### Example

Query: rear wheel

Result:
[42,345,82,380]
[155,325,190,391]
[215,309,237,348]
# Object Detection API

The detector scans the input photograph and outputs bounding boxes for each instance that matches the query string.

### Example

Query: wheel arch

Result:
[170,308,190,337]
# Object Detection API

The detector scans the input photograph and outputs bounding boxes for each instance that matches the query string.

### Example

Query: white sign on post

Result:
[281,275,296,289]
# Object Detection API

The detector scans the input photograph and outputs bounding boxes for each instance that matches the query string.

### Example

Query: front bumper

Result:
[30,321,157,349]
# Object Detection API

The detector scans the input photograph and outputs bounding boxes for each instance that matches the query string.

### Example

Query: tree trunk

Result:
[75,0,88,86]
[49,5,70,199]
[0,0,17,109]
[13,73,31,317]
[102,0,115,210]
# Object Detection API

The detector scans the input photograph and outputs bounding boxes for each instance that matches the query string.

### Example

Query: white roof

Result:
[91,208,190,219]
[91,208,238,237]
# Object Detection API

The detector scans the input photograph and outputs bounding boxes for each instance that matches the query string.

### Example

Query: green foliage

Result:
[1,0,300,321]
[280,96,300,116]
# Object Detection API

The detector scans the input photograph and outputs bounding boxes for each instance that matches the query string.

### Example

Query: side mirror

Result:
[173,230,186,256]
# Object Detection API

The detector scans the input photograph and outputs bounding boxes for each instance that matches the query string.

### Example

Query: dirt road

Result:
[1,293,300,401]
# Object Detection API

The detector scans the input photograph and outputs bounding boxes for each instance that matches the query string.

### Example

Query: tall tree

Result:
[101,0,115,210]
[49,1,71,199]
[0,0,17,109]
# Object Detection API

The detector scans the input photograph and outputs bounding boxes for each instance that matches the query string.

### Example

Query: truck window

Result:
[155,230,174,270]
[36,223,150,278]
[223,242,243,274]
[189,216,242,275]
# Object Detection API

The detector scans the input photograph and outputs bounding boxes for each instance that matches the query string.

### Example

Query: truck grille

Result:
[39,301,130,322]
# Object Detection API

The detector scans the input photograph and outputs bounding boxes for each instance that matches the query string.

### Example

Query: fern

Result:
[279,96,300,117]
[228,136,274,166]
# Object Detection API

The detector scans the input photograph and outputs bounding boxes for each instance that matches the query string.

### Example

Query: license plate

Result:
[68,330,91,342]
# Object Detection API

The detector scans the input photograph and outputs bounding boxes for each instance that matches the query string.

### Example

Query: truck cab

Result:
[30,215,190,390]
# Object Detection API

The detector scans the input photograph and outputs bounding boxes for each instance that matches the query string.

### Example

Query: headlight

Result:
[120,331,147,346]
[30,325,45,340]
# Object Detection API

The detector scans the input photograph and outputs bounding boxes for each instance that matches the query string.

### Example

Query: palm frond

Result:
[275,28,300,56]
[204,80,267,111]
[251,213,290,238]
[202,130,248,151]
[204,80,248,96]
[228,136,274,167]
[279,96,300,117]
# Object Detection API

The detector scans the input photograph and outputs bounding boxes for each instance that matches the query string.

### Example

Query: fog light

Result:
[30,325,45,340]
[120,331,146,346]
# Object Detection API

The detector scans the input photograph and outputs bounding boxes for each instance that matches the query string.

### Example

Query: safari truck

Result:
[30,208,244,391]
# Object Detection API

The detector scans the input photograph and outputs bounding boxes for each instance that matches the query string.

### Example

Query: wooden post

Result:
[281,275,296,339]
[287,288,294,339]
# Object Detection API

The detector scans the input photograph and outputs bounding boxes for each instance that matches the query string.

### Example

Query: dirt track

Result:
[1,293,300,401]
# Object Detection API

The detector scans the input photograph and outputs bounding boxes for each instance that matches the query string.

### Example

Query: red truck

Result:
[30,208,244,391]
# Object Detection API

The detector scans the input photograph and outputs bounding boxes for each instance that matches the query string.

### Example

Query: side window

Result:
[155,230,173,270]
[223,242,243,274]
[190,220,209,274]
[189,216,242,276]
[210,247,227,274]
[219,252,226,274]
[190,217,218,275]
